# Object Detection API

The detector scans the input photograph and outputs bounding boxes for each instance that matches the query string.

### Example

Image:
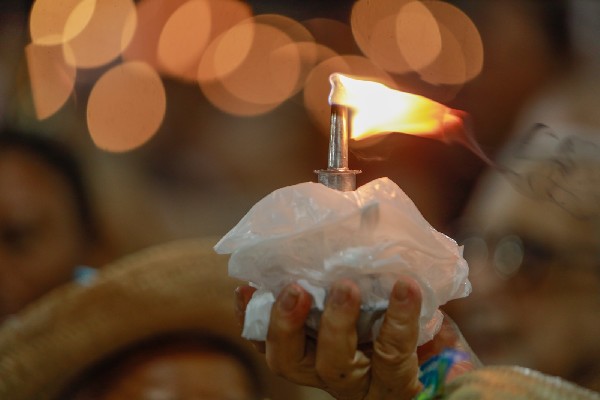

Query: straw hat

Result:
[445,366,600,399]
[0,236,330,400]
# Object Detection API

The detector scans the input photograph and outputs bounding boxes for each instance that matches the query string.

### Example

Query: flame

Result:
[328,73,460,140]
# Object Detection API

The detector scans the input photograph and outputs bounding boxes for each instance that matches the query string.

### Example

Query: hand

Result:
[236,276,424,399]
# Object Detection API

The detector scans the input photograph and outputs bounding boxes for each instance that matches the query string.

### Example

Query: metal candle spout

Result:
[316,104,361,191]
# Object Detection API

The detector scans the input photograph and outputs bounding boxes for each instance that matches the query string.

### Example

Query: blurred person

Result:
[446,126,600,392]
[62,330,265,400]
[0,128,112,323]
[0,237,331,400]
[443,1,600,387]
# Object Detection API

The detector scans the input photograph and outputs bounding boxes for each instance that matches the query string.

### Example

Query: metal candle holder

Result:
[315,104,361,191]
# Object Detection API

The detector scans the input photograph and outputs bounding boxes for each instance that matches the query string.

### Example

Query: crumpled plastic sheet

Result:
[215,177,471,345]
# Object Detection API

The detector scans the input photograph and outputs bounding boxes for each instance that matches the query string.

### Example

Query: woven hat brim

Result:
[0,237,317,400]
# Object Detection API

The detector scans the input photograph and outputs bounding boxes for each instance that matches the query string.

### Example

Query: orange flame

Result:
[328,73,499,168]
[328,73,462,141]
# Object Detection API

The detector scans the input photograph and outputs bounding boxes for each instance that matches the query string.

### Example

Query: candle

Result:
[216,73,472,346]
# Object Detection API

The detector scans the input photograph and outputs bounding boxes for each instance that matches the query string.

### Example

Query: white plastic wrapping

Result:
[215,177,471,345]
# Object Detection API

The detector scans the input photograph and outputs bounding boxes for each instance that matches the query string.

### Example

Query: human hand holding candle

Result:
[234,277,478,400]
[236,276,424,400]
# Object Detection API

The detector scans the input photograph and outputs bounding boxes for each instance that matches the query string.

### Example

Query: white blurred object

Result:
[215,177,471,345]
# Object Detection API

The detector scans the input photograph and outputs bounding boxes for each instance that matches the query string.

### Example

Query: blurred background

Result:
[2,1,600,393]
[0,0,598,258]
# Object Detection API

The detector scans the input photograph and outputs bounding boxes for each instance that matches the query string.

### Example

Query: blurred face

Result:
[0,148,89,321]
[448,185,600,390]
[99,350,257,400]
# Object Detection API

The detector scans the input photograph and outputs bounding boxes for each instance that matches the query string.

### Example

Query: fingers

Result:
[242,277,427,400]
[369,277,423,400]
[265,283,317,386]
[316,280,371,398]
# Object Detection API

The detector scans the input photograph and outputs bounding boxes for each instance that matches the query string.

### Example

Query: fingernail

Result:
[279,286,300,312]
[393,280,410,302]
[330,281,351,307]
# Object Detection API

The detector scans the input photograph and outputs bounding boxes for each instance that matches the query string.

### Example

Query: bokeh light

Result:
[195,0,255,82]
[396,1,441,71]
[418,22,466,85]
[25,0,486,152]
[200,78,277,117]
[254,14,314,43]
[63,0,136,68]
[25,43,76,119]
[351,0,413,74]
[126,0,252,83]
[302,18,357,56]
[219,22,299,105]
[157,0,212,82]
[123,0,191,72]
[283,42,338,98]
[197,18,255,83]
[199,19,301,115]
[203,0,253,45]
[29,0,95,45]
[351,0,482,84]
[253,14,319,98]
[87,62,166,152]
[418,0,483,85]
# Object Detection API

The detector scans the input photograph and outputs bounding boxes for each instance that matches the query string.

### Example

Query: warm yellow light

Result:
[329,73,457,140]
